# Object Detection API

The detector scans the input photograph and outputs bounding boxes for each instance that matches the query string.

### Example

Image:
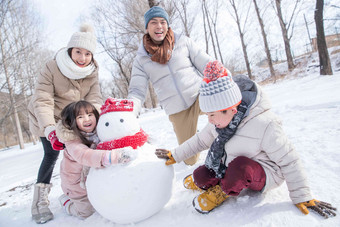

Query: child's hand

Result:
[155,149,176,165]
[117,148,132,164]
[295,199,337,218]
[102,147,134,166]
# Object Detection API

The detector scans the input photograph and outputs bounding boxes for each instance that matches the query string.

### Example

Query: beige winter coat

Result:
[172,84,313,204]
[28,54,102,137]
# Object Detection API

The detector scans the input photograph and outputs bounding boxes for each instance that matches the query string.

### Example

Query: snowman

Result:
[86,97,174,224]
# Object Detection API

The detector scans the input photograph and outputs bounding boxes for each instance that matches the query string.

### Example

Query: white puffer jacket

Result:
[171,83,313,204]
[128,32,213,115]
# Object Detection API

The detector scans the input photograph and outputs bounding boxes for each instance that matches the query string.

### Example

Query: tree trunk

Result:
[0,34,25,149]
[253,0,276,82]
[201,1,209,54]
[314,0,333,75]
[275,0,295,71]
[229,0,253,80]
[203,0,218,59]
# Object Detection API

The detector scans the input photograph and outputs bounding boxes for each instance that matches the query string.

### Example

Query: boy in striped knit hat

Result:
[155,61,336,217]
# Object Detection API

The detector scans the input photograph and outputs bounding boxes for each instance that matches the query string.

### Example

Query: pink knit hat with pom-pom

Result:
[199,60,242,112]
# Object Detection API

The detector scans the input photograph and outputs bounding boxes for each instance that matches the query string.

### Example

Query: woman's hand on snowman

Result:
[295,199,337,218]
[155,149,176,165]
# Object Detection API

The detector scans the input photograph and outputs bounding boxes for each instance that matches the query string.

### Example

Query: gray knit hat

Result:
[199,61,242,112]
[144,6,169,29]
[67,24,97,54]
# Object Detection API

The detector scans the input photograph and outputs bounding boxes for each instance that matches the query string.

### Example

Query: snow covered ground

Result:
[1,62,340,226]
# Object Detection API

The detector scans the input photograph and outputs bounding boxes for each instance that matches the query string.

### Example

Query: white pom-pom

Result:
[80,23,94,33]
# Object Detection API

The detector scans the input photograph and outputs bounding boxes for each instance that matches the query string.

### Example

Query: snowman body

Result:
[86,101,174,224]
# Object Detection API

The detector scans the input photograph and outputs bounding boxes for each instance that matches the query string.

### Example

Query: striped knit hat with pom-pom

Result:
[67,23,97,54]
[199,60,242,112]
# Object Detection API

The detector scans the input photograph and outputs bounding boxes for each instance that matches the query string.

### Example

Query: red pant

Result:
[193,156,266,196]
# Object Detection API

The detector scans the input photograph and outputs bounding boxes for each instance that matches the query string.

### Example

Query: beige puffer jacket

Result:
[28,53,102,137]
[172,83,313,204]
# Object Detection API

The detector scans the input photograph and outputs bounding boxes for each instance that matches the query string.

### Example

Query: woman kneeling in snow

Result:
[156,61,337,218]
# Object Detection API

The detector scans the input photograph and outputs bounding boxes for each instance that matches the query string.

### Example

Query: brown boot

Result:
[192,185,229,214]
[183,174,203,192]
[31,183,53,224]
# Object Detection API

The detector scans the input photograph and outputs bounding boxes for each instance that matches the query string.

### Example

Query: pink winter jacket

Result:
[56,121,107,199]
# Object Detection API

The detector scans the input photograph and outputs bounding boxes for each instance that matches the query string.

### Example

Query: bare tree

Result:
[314,0,333,75]
[202,0,218,59]
[203,0,224,63]
[92,0,182,108]
[0,0,46,148]
[201,0,210,53]
[253,0,276,81]
[227,0,253,80]
[273,0,300,71]
[1,0,25,149]
[172,0,195,37]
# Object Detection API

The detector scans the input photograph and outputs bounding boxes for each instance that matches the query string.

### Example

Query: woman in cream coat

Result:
[28,24,102,224]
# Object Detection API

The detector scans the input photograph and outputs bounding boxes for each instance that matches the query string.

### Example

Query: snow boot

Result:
[58,194,71,215]
[192,184,229,214]
[31,183,54,224]
[183,174,202,192]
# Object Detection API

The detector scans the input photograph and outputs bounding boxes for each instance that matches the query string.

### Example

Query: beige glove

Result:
[295,199,337,218]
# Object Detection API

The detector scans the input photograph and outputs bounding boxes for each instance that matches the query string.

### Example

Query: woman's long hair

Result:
[60,100,100,147]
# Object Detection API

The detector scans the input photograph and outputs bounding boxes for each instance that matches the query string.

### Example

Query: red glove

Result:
[48,130,64,151]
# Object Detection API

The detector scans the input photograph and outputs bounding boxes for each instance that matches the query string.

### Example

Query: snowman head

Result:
[97,98,140,142]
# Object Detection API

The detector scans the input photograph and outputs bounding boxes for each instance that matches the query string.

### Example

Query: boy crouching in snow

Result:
[156,60,337,218]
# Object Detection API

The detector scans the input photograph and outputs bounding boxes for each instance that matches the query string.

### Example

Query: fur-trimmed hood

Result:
[56,120,79,143]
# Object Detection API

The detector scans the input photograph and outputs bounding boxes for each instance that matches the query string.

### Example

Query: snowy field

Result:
[1,67,340,226]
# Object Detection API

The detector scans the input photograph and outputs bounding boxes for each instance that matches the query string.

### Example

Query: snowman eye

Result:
[105,122,109,126]
[120,119,124,123]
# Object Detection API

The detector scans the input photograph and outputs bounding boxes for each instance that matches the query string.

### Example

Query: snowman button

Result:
[120,119,124,123]
[105,122,109,126]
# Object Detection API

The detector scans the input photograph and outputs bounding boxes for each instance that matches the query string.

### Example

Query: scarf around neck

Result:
[56,48,96,80]
[204,101,249,179]
[96,129,148,150]
[143,27,175,64]
[80,130,100,149]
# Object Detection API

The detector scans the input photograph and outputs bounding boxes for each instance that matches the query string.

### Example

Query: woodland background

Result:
[0,0,339,149]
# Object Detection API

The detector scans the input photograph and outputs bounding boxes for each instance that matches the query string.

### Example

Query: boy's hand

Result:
[295,199,337,218]
[155,149,176,165]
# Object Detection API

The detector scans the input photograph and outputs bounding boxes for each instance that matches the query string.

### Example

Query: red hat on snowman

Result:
[100,97,134,115]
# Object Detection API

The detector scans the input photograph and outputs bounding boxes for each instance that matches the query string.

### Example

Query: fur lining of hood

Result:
[55,120,79,143]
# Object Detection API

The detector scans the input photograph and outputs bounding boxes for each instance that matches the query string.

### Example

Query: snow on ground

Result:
[1,63,340,226]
